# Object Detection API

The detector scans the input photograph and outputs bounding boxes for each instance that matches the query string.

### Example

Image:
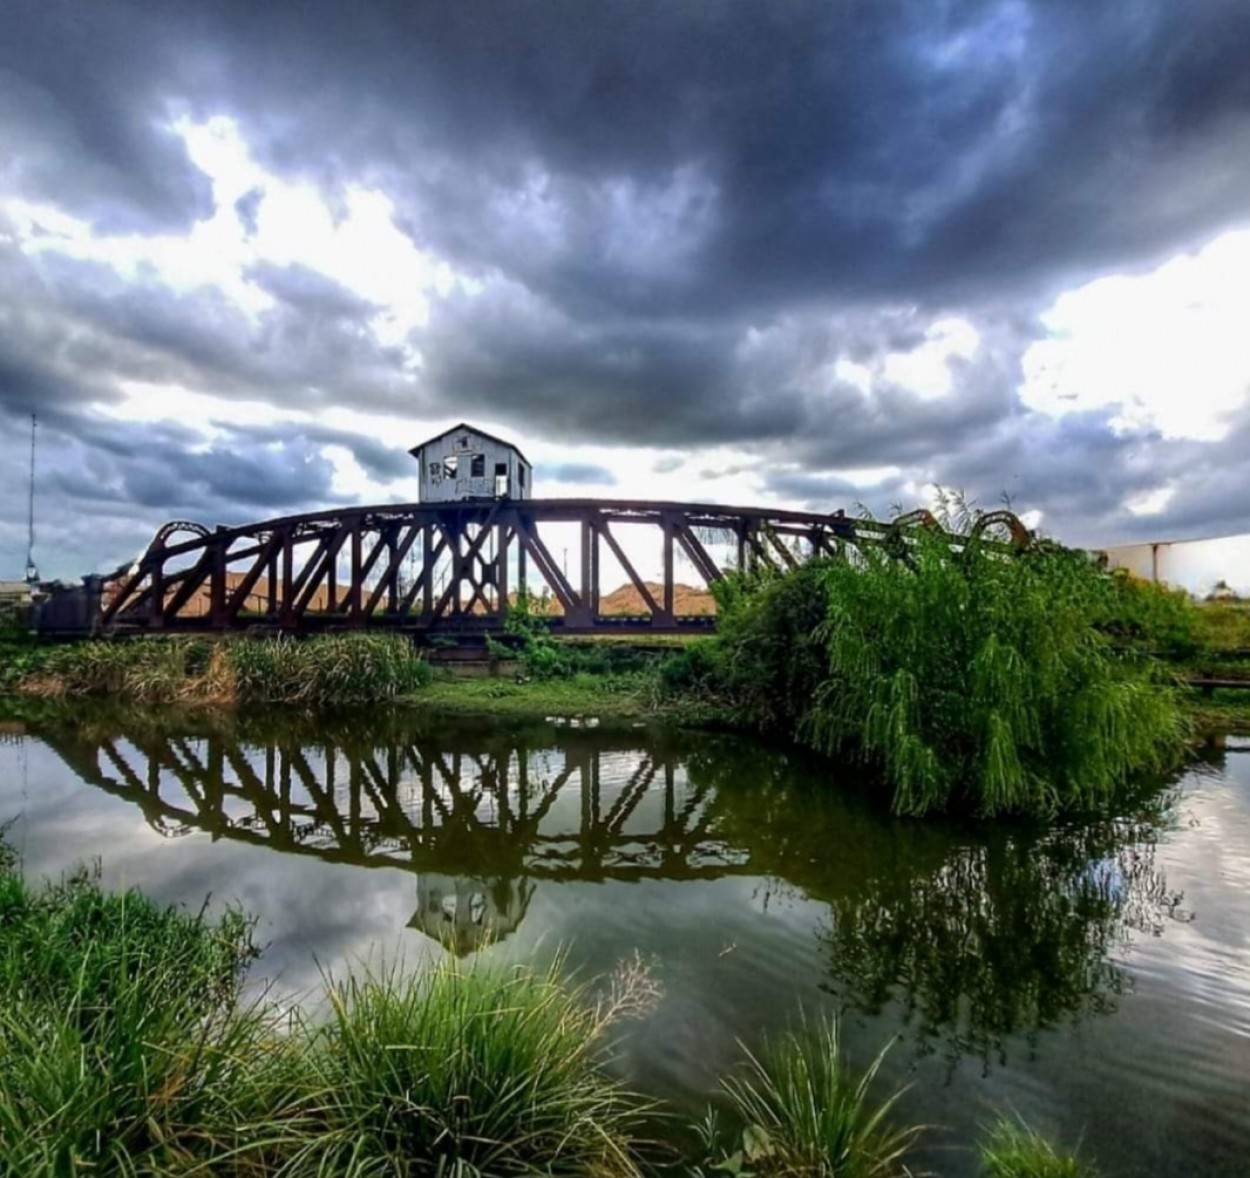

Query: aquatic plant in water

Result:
[693,1014,918,1177]
[978,1117,1097,1177]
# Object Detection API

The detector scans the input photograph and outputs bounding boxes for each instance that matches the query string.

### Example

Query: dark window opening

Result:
[518,466,526,489]
[494,462,507,476]
[470,454,486,478]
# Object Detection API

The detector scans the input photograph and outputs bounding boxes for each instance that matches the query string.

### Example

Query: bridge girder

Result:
[97,498,1030,636]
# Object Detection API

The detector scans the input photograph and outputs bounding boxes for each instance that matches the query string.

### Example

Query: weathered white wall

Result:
[1099,533,1250,597]
[416,427,531,502]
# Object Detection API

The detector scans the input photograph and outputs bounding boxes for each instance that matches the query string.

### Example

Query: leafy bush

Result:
[692,525,1186,817]
[487,587,573,678]
[1100,573,1201,659]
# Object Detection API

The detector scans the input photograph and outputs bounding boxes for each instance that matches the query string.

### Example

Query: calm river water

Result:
[1,705,1247,1177]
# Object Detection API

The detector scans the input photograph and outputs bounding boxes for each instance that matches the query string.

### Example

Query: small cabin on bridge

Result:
[409,423,533,503]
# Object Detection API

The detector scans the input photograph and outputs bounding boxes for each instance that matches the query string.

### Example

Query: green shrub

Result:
[979,1118,1096,1177]
[1100,573,1201,659]
[488,587,572,678]
[693,1015,918,1177]
[699,524,1186,817]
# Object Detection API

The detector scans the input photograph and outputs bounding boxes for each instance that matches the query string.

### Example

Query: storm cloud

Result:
[2,0,1249,575]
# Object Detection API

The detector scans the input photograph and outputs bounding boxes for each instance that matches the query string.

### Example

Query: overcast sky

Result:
[3,0,1250,579]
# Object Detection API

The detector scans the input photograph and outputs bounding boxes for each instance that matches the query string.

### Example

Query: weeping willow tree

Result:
[701,522,1187,817]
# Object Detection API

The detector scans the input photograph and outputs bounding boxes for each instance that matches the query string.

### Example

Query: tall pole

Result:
[25,413,39,583]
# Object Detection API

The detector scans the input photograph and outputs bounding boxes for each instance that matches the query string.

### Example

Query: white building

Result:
[408,422,533,503]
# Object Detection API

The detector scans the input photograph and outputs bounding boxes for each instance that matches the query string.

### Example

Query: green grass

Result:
[416,669,659,720]
[0,846,269,1176]
[693,1015,919,1178]
[978,1118,1096,1177]
[279,960,650,1177]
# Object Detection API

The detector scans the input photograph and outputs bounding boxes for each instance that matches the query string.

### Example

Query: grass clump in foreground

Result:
[978,1118,1097,1178]
[292,961,654,1176]
[661,513,1188,818]
[0,840,264,1175]
[12,632,432,707]
[0,835,649,1176]
[692,1015,917,1178]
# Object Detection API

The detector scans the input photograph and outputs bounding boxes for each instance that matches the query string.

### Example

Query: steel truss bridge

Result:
[99,498,1029,637]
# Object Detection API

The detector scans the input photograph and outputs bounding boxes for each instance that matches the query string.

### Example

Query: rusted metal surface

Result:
[87,498,1029,637]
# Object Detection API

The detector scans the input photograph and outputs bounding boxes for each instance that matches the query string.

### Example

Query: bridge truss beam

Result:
[98,499,1029,637]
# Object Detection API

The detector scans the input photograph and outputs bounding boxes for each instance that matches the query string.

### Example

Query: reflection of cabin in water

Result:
[409,423,533,503]
[410,874,535,955]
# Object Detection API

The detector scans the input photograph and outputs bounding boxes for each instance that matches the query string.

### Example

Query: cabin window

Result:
[518,465,526,489]
[494,462,507,477]
[470,454,486,478]
[443,455,458,477]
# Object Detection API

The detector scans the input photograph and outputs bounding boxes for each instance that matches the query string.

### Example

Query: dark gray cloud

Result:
[2,0,1250,575]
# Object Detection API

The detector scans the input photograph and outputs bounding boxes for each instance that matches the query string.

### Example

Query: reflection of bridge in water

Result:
[30,712,1180,1057]
[40,724,748,953]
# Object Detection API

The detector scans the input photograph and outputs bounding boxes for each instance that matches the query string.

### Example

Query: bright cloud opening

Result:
[1020,228,1250,441]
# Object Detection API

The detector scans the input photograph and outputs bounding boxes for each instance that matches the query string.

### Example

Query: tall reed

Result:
[15,633,431,707]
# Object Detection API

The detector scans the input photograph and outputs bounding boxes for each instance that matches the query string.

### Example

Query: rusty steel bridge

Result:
[92,498,1030,638]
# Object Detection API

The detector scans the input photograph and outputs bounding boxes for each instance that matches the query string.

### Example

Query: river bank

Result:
[4,627,1250,734]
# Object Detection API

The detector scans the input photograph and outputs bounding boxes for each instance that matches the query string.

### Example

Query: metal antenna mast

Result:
[25,413,39,583]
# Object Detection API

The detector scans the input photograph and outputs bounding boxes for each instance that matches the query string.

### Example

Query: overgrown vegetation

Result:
[487,588,659,679]
[659,521,1188,817]
[7,633,432,706]
[0,842,265,1175]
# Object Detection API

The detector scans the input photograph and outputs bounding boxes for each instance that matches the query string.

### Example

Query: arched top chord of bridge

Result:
[94,498,1029,637]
